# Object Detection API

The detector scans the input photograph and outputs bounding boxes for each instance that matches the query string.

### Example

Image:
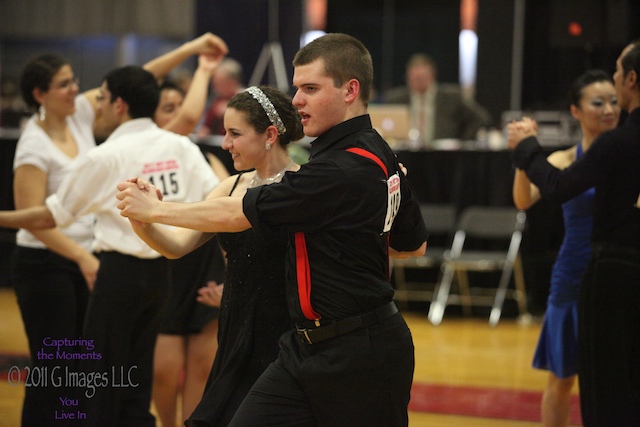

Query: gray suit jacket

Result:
[383,84,492,141]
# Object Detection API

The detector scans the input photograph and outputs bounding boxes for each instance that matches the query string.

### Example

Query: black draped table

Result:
[395,149,516,211]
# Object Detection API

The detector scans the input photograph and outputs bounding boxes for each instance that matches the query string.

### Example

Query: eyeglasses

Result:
[52,77,80,90]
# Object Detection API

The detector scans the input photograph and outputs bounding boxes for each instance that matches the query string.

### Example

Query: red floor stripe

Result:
[410,382,582,425]
[0,353,30,382]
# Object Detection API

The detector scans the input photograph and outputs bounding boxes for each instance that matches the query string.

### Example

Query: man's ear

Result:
[626,69,638,89]
[114,97,128,116]
[345,79,360,104]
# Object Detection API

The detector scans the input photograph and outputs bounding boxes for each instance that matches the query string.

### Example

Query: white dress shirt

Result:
[46,118,218,258]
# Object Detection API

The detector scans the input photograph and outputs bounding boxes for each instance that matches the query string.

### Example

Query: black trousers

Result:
[80,252,170,427]
[11,246,90,427]
[228,311,414,427]
[578,244,640,426]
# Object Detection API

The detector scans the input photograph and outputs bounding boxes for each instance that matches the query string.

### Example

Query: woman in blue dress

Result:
[512,69,620,427]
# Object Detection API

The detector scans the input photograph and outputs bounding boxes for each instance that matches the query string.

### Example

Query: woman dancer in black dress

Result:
[125,86,304,426]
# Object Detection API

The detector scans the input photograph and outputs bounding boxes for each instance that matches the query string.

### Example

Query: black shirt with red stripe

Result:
[243,114,427,324]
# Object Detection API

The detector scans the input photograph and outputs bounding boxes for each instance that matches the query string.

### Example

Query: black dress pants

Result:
[578,244,640,426]
[11,246,90,427]
[229,311,414,427]
[80,252,169,427]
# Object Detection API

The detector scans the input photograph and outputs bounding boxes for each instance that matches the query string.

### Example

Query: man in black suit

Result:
[383,53,491,147]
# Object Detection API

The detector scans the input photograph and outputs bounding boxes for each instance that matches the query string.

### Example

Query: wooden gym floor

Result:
[0,287,581,426]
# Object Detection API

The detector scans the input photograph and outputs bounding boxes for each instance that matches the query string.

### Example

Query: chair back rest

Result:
[456,206,525,239]
[420,204,457,234]
[447,206,526,259]
[420,204,457,249]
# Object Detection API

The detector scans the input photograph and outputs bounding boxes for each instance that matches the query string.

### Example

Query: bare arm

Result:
[510,116,572,209]
[82,88,103,114]
[205,152,231,181]
[389,241,427,259]
[143,32,228,82]
[85,33,227,121]
[13,165,99,289]
[0,205,56,230]
[122,179,207,258]
[162,53,224,136]
[512,169,541,210]
[117,181,250,233]
[121,176,241,255]
[128,219,214,259]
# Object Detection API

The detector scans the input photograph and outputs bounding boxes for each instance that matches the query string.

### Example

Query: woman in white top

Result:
[12,52,102,427]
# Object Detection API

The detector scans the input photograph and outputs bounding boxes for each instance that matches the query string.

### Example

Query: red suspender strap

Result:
[346,147,392,279]
[295,231,321,321]
[346,147,389,178]
[295,148,393,321]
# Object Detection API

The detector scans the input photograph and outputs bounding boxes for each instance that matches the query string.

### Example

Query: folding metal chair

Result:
[427,206,528,326]
[392,203,457,304]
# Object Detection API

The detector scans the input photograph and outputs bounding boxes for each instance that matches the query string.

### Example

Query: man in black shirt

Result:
[508,41,640,426]
[117,33,427,427]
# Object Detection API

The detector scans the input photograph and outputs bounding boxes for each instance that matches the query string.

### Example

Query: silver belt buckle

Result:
[296,327,314,344]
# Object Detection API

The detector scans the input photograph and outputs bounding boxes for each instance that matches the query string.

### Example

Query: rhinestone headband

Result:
[245,86,287,135]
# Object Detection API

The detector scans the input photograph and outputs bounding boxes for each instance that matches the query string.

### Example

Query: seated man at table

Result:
[383,53,492,147]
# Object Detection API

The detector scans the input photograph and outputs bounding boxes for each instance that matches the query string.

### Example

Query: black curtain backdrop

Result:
[195,0,303,94]
[325,0,460,96]
[476,0,640,125]
[475,0,516,128]
[522,0,639,111]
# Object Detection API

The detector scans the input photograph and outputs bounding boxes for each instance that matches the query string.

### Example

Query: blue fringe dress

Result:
[532,143,594,378]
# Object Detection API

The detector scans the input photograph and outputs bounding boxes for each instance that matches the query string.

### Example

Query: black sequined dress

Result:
[187,175,292,427]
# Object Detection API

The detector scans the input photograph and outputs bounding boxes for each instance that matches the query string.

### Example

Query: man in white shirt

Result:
[1,66,220,426]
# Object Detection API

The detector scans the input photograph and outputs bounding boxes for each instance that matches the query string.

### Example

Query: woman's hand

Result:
[197,281,224,307]
[77,252,100,291]
[507,117,538,150]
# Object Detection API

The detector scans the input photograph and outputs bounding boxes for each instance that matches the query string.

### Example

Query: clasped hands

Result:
[190,32,228,62]
[116,178,163,223]
[506,117,538,150]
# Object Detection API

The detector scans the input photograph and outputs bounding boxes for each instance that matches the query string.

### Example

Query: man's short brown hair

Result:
[293,33,373,105]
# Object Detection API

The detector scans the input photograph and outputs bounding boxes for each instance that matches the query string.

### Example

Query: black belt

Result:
[295,301,399,345]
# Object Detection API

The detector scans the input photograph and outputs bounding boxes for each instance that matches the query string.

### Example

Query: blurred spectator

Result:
[383,53,492,146]
[197,58,244,137]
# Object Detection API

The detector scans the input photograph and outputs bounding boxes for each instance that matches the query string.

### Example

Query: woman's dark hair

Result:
[20,53,69,111]
[103,66,159,119]
[159,79,186,97]
[568,69,613,107]
[227,86,304,145]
